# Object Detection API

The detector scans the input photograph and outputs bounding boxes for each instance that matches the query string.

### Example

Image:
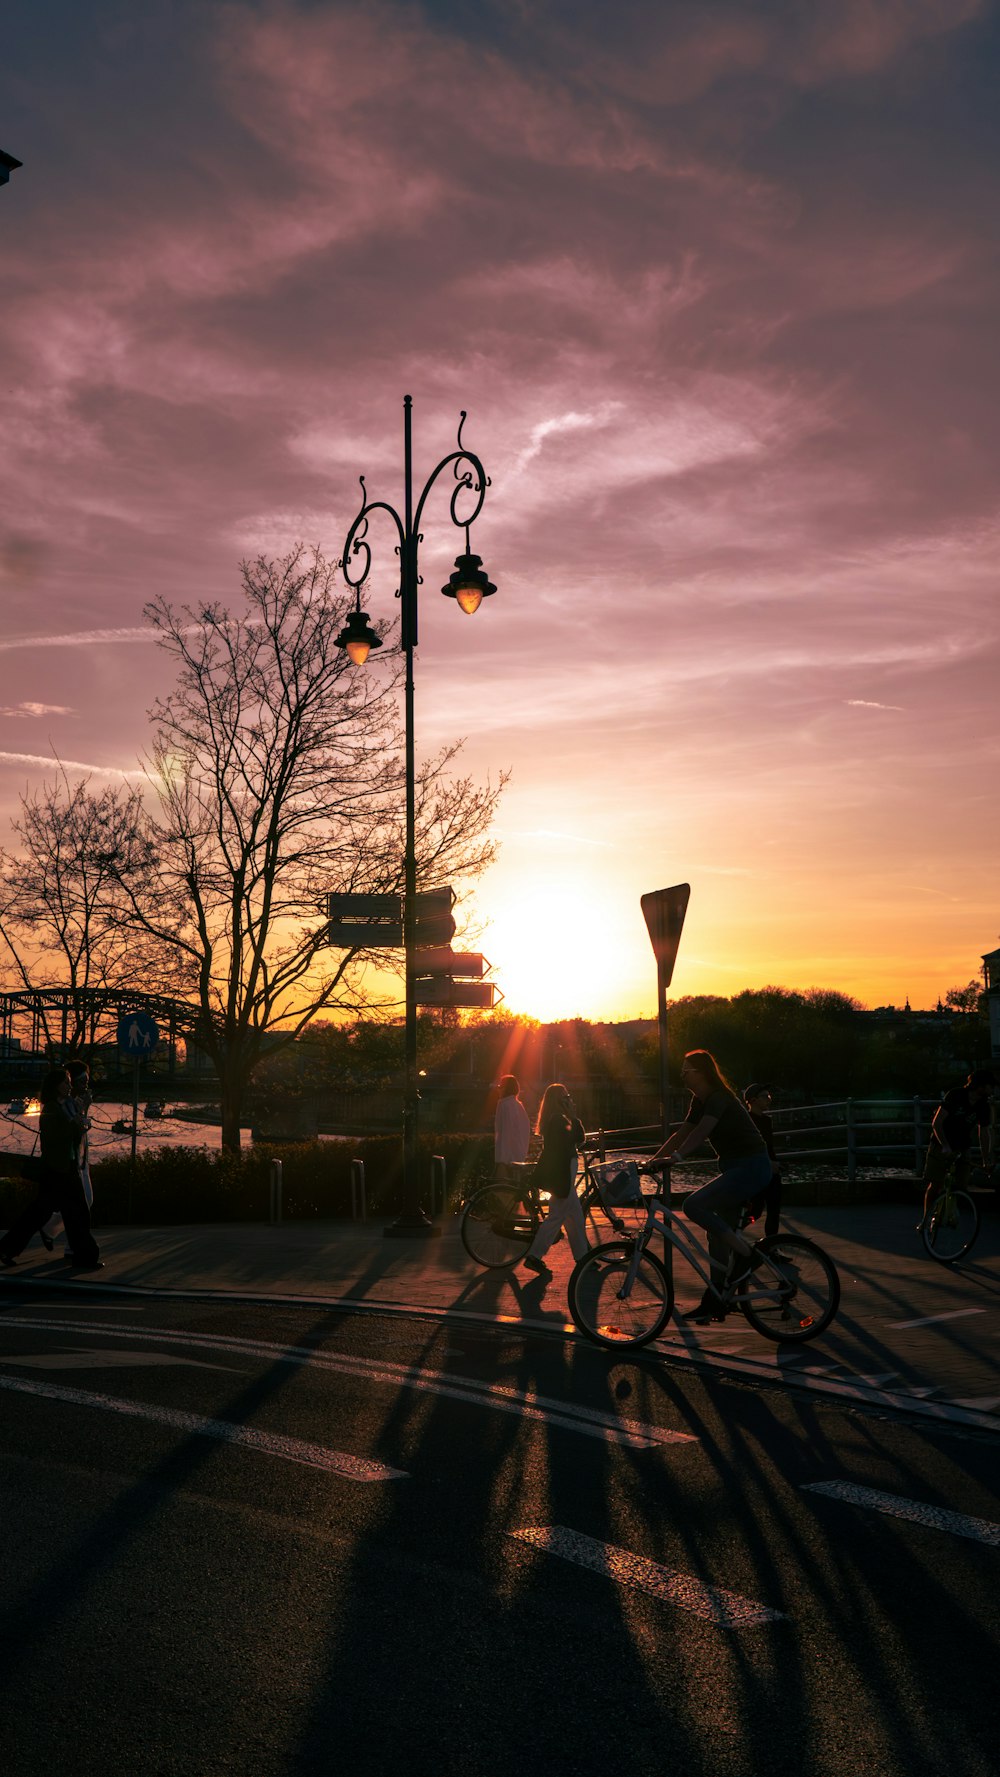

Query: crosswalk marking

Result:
[510,1526,787,1627]
[889,1309,986,1330]
[802,1481,1000,1547]
[0,1372,406,1481]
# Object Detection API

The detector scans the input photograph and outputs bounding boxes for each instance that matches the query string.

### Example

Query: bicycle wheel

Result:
[567,1240,673,1350]
[737,1235,840,1344]
[921,1189,979,1263]
[460,1183,537,1268]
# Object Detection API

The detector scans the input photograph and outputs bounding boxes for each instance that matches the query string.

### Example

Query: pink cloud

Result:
[0,0,997,1011]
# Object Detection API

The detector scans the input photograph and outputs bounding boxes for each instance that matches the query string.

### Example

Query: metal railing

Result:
[588,1097,940,1182]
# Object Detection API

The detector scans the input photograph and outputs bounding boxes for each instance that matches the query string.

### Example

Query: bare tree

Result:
[0,770,162,1052]
[119,546,505,1149]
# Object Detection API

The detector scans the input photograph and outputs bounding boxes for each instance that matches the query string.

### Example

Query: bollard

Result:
[350,1157,367,1223]
[269,1158,283,1226]
[431,1153,447,1218]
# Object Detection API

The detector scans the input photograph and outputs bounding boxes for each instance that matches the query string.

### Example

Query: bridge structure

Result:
[0,986,209,1085]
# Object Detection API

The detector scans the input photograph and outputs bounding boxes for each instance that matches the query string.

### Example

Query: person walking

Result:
[38,1057,95,1254]
[522,1082,587,1280]
[0,1067,102,1271]
[493,1074,531,1183]
[742,1082,784,1240]
[651,1049,771,1323]
[920,1067,995,1225]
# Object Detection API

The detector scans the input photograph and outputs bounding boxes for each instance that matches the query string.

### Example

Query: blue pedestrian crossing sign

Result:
[117,1010,160,1054]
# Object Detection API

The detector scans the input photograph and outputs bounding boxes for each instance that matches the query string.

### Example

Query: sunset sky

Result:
[2,1,998,1023]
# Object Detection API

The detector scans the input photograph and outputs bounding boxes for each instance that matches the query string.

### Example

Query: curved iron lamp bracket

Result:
[339,475,406,597]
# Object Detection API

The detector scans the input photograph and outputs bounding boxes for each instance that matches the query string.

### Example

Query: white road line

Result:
[509,1527,787,1628]
[1,1349,238,1372]
[0,1316,697,1451]
[952,1395,1000,1412]
[0,1373,406,1481]
[802,1482,1000,1547]
[889,1308,986,1330]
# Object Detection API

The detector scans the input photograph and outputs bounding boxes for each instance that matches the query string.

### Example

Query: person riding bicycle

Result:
[920,1067,995,1226]
[650,1049,772,1324]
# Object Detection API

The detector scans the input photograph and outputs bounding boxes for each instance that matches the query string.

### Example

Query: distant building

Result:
[983,947,1000,1062]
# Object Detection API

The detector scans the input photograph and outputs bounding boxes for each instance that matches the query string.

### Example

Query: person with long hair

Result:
[522,1082,587,1279]
[651,1049,771,1323]
[493,1074,530,1183]
[0,1067,102,1271]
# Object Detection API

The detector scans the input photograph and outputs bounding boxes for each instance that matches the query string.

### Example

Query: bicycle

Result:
[460,1151,646,1270]
[918,1164,981,1264]
[567,1163,841,1350]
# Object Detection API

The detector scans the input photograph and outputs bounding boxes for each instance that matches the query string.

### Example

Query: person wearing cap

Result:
[742,1083,784,1241]
[920,1067,995,1224]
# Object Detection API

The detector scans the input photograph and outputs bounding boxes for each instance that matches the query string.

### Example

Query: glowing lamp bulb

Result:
[346,637,371,665]
[455,585,483,616]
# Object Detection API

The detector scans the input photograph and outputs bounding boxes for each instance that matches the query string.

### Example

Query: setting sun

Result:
[486,878,637,1023]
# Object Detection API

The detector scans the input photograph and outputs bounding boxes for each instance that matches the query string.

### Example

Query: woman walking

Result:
[522,1083,587,1280]
[0,1067,102,1271]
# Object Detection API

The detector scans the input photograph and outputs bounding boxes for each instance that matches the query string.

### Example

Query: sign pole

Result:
[656,957,670,1145]
[117,1009,160,1226]
[641,884,691,1280]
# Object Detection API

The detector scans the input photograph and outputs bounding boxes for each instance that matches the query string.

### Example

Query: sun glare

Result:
[487,881,631,1023]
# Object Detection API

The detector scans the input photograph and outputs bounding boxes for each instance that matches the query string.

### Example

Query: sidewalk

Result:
[1,1204,998,1433]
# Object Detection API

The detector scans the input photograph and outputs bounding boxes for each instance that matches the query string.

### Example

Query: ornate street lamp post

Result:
[336,396,496,1236]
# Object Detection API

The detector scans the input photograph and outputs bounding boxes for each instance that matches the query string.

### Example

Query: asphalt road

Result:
[1,1291,997,1777]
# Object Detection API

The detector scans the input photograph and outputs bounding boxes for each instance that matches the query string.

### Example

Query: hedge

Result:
[0,1134,495,1226]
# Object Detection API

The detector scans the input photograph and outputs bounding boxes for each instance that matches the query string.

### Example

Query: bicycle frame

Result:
[626,1192,786,1306]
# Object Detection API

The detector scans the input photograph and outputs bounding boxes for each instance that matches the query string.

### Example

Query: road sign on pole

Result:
[413,979,500,1010]
[412,948,486,977]
[325,921,404,948]
[117,1011,160,1179]
[640,884,690,988]
[640,884,690,1147]
[413,886,456,948]
[117,1011,160,1054]
[327,893,402,920]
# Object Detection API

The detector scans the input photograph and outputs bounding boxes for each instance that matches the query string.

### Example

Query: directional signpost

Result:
[322,885,501,1209]
[325,892,403,950]
[412,946,500,1008]
[117,1010,160,1186]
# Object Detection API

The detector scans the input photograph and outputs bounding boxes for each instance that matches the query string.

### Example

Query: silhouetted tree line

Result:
[251,984,992,1134]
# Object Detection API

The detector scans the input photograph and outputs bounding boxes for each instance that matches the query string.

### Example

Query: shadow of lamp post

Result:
[336,395,496,1237]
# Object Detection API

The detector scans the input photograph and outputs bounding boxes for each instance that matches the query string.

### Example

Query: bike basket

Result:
[594,1160,643,1207]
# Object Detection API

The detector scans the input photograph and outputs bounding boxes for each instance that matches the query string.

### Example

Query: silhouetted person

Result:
[742,1082,784,1240]
[651,1048,771,1323]
[522,1082,587,1279]
[920,1067,995,1223]
[0,1067,102,1271]
[39,1057,95,1254]
[494,1074,530,1183]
